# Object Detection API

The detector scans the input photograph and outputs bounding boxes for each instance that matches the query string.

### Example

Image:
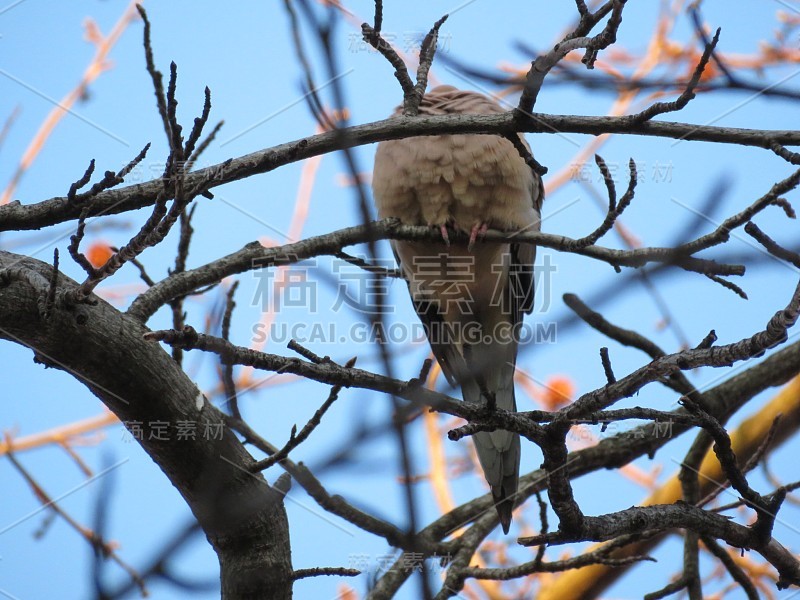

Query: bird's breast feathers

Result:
[373,131,537,232]
[372,87,540,233]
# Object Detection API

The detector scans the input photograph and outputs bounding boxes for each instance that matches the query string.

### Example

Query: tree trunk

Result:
[0,250,293,599]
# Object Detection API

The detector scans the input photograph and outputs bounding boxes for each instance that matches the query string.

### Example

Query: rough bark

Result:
[0,250,293,599]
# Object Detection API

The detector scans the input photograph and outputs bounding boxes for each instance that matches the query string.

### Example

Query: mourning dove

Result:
[372,85,544,533]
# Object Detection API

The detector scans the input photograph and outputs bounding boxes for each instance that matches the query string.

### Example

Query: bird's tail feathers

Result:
[461,346,521,534]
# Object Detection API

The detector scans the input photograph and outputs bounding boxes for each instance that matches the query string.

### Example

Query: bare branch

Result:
[127,218,746,322]
[5,114,800,233]
[628,28,720,125]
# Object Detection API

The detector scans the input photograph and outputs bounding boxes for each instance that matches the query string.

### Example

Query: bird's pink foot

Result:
[467,223,489,251]
[439,223,451,246]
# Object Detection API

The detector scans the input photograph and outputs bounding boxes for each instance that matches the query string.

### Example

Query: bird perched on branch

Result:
[372,85,544,533]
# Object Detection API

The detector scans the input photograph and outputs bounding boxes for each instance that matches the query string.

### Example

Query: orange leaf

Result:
[336,584,359,600]
[86,242,113,268]
[542,375,575,410]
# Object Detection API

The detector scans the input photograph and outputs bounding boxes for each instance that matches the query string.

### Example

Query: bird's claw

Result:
[439,224,451,246]
[468,223,489,251]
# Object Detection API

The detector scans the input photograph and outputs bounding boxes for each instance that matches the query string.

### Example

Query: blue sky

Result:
[2,1,800,598]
